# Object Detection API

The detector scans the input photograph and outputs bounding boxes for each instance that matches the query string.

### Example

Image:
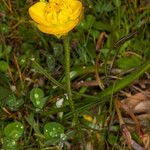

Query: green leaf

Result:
[117,56,142,69]
[0,60,9,72]
[6,94,24,111]
[19,55,27,68]
[86,15,96,28]
[4,45,12,56]
[0,45,12,58]
[90,29,100,41]
[108,133,118,145]
[131,131,143,145]
[46,54,55,72]
[78,15,96,30]
[93,21,111,31]
[4,122,24,140]
[94,2,114,13]
[113,0,121,7]
[44,122,64,141]
[0,86,11,101]
[0,23,9,34]
[53,43,63,58]
[3,137,18,150]
[21,43,34,55]
[25,113,41,135]
[30,87,45,108]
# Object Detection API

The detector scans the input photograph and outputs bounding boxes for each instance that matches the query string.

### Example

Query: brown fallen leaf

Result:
[119,90,150,148]
[121,90,150,115]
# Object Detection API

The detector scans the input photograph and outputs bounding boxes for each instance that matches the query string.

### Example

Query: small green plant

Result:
[44,122,65,144]
[30,87,46,109]
[3,122,24,150]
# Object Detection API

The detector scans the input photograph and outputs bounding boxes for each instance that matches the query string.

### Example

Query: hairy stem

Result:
[63,36,76,120]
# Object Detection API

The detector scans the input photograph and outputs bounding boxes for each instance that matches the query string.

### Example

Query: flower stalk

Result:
[28,0,83,125]
[63,36,75,114]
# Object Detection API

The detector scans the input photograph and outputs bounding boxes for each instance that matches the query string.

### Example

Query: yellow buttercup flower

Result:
[29,0,83,36]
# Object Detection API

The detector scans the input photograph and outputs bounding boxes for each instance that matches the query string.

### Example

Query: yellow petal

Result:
[70,1,83,20]
[28,2,49,26]
[83,115,93,122]
[37,19,79,35]
[58,10,70,24]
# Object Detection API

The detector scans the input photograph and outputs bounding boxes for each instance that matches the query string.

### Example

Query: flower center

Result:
[44,0,72,25]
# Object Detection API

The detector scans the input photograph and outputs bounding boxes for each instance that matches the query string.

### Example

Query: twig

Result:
[13,53,24,89]
[95,32,107,90]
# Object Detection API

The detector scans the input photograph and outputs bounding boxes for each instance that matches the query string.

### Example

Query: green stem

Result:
[63,36,75,116]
